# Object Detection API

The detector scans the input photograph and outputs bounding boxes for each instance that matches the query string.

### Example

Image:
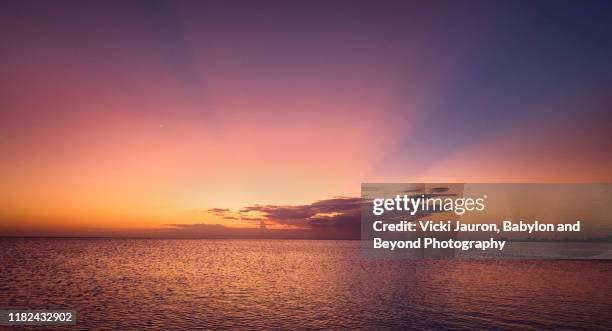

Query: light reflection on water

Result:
[1,239,610,330]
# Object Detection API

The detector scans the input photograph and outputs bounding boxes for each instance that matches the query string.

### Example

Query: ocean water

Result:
[1,238,610,330]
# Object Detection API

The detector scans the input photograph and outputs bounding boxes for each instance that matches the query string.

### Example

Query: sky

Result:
[1,0,611,237]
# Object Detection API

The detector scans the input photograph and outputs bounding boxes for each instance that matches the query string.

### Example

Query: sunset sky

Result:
[1,1,611,237]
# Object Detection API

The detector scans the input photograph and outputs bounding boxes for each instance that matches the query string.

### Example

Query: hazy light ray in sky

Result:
[0,1,611,236]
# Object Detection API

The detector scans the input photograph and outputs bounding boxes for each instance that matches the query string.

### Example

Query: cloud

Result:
[238,197,362,229]
[208,208,230,213]
[164,193,473,239]
[240,216,266,221]
[160,222,357,240]
[167,197,364,239]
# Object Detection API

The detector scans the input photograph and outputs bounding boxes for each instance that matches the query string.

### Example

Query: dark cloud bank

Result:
[162,197,362,239]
